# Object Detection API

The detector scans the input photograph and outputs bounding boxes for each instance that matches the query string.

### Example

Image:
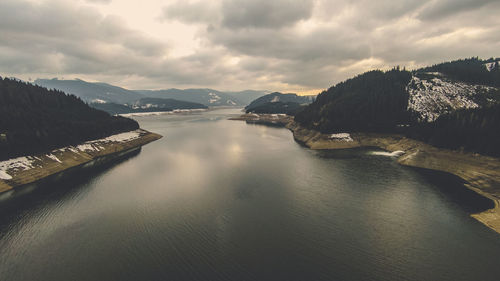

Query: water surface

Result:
[1,108,500,281]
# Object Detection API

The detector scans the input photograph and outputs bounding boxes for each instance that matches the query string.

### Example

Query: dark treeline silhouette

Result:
[409,105,500,157]
[245,101,305,115]
[0,77,139,160]
[295,69,412,133]
[419,57,500,87]
[245,92,314,112]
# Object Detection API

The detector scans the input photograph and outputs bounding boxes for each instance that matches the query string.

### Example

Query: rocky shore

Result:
[0,129,162,194]
[232,113,500,234]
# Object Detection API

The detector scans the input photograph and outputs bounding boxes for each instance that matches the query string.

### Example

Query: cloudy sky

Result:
[0,0,499,94]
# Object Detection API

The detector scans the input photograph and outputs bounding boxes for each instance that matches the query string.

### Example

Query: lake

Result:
[1,108,500,281]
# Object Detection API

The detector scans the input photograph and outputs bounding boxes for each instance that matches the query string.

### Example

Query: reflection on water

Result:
[1,108,500,281]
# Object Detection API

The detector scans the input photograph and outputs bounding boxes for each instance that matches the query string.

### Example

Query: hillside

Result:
[245,102,306,115]
[295,58,500,156]
[0,77,139,160]
[131,98,207,110]
[35,78,140,104]
[226,90,269,104]
[90,102,144,115]
[245,92,315,113]
[35,78,267,106]
[91,98,207,115]
[135,88,246,106]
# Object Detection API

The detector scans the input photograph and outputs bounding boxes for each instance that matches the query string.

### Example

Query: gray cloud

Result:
[221,0,314,29]
[417,0,499,21]
[1,0,500,92]
[162,1,219,24]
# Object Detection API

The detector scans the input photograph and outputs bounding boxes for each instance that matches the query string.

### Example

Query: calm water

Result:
[1,108,500,281]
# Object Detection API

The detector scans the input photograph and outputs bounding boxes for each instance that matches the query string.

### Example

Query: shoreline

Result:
[119,108,208,117]
[0,129,162,194]
[232,114,500,234]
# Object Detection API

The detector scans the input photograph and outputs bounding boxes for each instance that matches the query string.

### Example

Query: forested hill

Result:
[0,77,139,160]
[295,69,413,132]
[245,92,314,111]
[295,57,500,156]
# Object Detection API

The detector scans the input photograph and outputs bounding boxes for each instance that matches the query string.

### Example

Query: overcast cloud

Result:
[0,0,499,93]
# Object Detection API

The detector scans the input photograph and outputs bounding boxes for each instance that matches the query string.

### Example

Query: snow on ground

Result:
[0,156,36,180]
[91,99,107,104]
[76,130,142,152]
[208,93,221,104]
[484,61,499,72]
[329,133,353,142]
[406,74,497,122]
[0,171,12,180]
[369,150,405,157]
[271,96,280,102]
[46,154,62,163]
[0,129,146,180]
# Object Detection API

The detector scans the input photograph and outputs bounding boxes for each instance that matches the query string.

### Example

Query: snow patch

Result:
[76,130,143,152]
[369,150,405,157]
[0,171,12,180]
[92,99,107,104]
[271,96,280,103]
[0,129,148,181]
[0,156,36,180]
[406,74,496,122]
[328,133,353,142]
[208,93,221,104]
[46,154,62,163]
[484,61,499,72]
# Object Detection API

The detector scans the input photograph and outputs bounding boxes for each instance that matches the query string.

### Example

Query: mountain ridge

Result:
[35,78,268,106]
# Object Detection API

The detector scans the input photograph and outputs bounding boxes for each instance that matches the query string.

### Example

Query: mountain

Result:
[90,98,207,115]
[35,78,267,106]
[135,88,246,106]
[89,102,140,115]
[245,92,315,113]
[35,78,140,104]
[295,57,500,156]
[0,77,138,160]
[245,102,306,115]
[131,98,208,110]
[225,90,269,104]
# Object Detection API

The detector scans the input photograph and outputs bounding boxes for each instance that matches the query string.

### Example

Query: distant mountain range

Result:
[34,78,268,107]
[34,78,139,104]
[90,98,207,115]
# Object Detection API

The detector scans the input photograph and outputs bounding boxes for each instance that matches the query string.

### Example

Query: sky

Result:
[0,0,499,94]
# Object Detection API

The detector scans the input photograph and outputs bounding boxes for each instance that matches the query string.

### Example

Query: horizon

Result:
[2,56,499,97]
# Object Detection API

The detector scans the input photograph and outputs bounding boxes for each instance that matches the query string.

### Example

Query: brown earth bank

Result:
[232,114,500,235]
[0,129,162,194]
